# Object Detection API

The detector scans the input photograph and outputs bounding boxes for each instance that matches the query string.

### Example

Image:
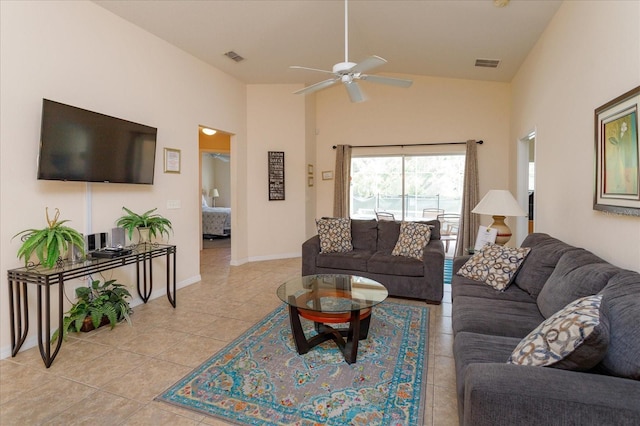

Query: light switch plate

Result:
[167,200,181,209]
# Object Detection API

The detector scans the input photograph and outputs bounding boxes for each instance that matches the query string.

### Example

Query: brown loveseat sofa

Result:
[302,219,445,304]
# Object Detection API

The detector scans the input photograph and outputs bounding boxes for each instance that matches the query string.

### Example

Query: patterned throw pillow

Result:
[507,294,609,370]
[316,218,353,254]
[391,222,433,260]
[457,243,530,291]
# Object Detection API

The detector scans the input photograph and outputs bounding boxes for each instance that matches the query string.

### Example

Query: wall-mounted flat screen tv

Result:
[38,99,157,184]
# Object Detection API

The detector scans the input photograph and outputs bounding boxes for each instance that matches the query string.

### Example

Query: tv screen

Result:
[38,99,157,184]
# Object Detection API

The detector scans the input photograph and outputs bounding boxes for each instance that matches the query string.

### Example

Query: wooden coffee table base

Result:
[287,301,372,364]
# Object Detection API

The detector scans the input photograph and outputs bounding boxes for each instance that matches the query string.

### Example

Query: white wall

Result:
[245,84,308,262]
[511,0,640,272]
[314,74,512,228]
[304,95,318,239]
[201,154,231,207]
[0,1,247,358]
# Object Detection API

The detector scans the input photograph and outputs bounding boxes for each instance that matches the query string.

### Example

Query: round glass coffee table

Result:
[276,274,388,364]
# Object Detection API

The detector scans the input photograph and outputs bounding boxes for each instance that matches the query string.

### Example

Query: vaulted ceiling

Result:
[94,0,562,85]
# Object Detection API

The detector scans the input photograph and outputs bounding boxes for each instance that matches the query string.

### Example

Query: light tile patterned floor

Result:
[0,246,458,425]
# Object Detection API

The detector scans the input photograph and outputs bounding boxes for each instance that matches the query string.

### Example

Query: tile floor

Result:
[0,246,458,425]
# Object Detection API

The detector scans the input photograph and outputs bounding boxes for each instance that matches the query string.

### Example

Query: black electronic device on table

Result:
[90,247,132,258]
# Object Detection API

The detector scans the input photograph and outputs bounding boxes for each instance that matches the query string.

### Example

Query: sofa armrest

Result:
[423,239,445,262]
[302,235,320,276]
[463,363,640,426]
[453,255,471,274]
[423,238,445,280]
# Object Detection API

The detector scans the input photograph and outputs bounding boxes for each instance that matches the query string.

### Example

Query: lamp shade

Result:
[211,188,220,198]
[472,190,527,217]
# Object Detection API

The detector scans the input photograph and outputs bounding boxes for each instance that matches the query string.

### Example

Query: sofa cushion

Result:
[514,233,580,299]
[376,219,440,253]
[597,270,640,380]
[315,249,372,273]
[457,244,530,291]
[451,277,536,304]
[537,249,621,318]
[376,220,401,252]
[508,294,609,370]
[316,217,353,253]
[452,296,543,338]
[391,221,433,260]
[453,332,521,420]
[351,219,378,251]
[367,252,424,277]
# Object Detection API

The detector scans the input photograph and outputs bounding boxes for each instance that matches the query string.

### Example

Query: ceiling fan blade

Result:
[350,55,387,74]
[294,78,339,95]
[360,74,413,88]
[289,65,334,75]
[344,81,366,103]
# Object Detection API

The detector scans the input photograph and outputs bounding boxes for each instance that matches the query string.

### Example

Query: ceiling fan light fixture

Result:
[289,0,412,102]
[333,62,357,74]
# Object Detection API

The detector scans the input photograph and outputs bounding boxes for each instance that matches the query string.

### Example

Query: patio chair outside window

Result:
[438,213,460,251]
[422,208,445,221]
[376,211,395,221]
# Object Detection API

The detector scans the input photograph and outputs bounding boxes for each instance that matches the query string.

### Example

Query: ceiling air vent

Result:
[224,51,245,62]
[475,58,500,68]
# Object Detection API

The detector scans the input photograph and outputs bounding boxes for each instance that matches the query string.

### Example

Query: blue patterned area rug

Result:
[444,258,453,285]
[156,302,429,425]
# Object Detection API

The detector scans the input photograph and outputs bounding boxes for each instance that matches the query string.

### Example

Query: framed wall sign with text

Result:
[164,148,181,173]
[268,151,285,200]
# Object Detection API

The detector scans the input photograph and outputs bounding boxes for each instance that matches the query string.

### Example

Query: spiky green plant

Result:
[115,207,173,241]
[12,208,85,268]
[52,278,132,342]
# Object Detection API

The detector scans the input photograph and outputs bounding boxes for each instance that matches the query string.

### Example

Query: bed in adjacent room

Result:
[202,206,231,237]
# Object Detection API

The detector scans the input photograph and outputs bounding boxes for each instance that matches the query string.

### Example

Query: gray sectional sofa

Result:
[302,219,445,303]
[452,233,640,425]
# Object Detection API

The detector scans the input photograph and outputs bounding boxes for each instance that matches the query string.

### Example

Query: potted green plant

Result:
[52,278,132,342]
[12,208,85,268]
[115,207,173,243]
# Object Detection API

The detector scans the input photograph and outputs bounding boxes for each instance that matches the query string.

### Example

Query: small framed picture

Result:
[164,148,181,173]
[322,171,333,180]
[308,164,314,175]
[308,176,314,187]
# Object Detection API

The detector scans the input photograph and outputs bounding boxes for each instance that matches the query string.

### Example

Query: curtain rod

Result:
[332,140,483,149]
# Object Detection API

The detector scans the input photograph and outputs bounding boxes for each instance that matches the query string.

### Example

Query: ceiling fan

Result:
[290,0,413,103]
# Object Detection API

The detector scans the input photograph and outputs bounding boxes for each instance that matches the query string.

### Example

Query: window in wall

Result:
[350,154,465,221]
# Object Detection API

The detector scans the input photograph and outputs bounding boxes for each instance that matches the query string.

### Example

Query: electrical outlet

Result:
[167,200,181,209]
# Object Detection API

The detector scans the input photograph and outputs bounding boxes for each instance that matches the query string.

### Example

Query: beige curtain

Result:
[333,144,352,218]
[455,140,480,256]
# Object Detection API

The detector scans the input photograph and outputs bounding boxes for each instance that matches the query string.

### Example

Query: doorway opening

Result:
[516,129,536,244]
[199,126,231,251]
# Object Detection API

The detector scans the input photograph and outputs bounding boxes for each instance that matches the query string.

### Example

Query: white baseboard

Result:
[247,252,300,262]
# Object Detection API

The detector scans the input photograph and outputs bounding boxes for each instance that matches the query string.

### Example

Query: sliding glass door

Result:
[350,154,465,221]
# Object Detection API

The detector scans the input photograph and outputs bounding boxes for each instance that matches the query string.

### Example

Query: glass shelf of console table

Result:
[7,243,176,367]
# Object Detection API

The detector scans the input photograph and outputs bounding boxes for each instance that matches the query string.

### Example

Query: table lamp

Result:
[210,188,220,207]
[471,190,527,245]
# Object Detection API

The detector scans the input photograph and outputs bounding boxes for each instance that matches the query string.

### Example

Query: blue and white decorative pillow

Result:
[316,218,353,254]
[457,243,530,291]
[391,222,433,260]
[507,294,609,370]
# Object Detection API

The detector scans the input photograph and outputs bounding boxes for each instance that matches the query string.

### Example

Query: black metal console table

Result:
[7,243,177,367]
